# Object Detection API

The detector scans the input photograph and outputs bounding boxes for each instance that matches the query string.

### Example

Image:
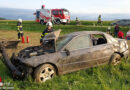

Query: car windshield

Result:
[63,10,69,15]
[56,35,73,51]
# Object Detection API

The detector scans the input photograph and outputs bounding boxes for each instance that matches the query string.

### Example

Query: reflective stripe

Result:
[45,33,48,35]
[19,31,23,33]
[17,26,22,27]
[40,33,49,38]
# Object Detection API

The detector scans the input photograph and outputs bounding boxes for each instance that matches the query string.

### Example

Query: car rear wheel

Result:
[34,64,56,82]
[110,53,121,65]
[40,20,45,25]
[55,19,61,25]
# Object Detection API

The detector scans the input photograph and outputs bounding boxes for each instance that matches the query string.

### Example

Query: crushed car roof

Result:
[67,31,105,36]
[44,30,106,40]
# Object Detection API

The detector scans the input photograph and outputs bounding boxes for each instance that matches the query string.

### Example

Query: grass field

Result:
[0,20,130,90]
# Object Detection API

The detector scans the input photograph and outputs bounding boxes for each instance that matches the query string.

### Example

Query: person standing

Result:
[106,26,112,35]
[97,15,102,25]
[17,19,23,40]
[126,30,130,40]
[40,22,54,43]
[76,17,80,25]
[114,24,120,37]
[118,30,124,39]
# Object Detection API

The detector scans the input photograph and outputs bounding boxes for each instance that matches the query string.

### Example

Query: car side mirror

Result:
[64,49,70,56]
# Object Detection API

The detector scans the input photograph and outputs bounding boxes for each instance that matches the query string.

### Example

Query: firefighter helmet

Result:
[18,19,22,22]
[46,22,53,27]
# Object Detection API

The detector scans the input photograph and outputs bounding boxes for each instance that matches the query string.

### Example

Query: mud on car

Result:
[0,30,129,82]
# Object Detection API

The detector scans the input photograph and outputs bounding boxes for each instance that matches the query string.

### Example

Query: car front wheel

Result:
[110,53,121,65]
[34,64,56,82]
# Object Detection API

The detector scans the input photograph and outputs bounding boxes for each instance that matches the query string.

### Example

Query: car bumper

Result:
[123,49,129,59]
[60,19,67,23]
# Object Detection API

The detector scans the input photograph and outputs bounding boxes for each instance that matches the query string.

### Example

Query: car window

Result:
[66,35,91,51]
[90,34,107,46]
[56,35,73,51]
[52,10,59,15]
[59,10,62,15]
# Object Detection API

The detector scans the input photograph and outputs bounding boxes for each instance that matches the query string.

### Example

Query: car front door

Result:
[60,35,93,73]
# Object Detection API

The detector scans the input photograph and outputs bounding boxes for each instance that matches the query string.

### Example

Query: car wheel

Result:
[110,53,121,65]
[34,64,56,82]
[55,19,61,25]
[40,20,45,25]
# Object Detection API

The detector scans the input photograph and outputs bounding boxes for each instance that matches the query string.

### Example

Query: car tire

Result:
[40,20,45,25]
[55,19,61,25]
[34,64,56,82]
[110,53,121,66]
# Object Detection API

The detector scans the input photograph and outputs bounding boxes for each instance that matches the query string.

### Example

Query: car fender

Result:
[21,53,60,68]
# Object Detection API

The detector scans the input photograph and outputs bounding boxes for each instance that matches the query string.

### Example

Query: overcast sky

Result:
[0,0,130,14]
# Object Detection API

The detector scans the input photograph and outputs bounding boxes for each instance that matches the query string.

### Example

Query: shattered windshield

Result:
[56,35,73,51]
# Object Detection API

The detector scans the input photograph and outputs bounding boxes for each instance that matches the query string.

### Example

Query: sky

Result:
[0,0,130,14]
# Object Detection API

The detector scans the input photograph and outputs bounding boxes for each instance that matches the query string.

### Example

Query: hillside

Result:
[0,17,6,20]
[0,7,130,20]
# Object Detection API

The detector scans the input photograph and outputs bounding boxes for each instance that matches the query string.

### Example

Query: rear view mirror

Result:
[64,49,70,56]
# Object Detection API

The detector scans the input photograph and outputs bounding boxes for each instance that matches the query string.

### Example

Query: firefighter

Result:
[76,17,80,25]
[17,19,23,40]
[97,15,102,25]
[40,22,54,43]
[106,26,112,35]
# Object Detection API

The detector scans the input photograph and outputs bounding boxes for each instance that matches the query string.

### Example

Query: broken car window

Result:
[91,34,107,46]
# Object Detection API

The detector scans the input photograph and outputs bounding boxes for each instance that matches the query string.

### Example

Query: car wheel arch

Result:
[109,52,122,64]
[114,52,123,57]
[34,62,59,75]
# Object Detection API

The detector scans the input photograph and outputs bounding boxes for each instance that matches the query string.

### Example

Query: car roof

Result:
[67,31,105,37]
[44,31,106,40]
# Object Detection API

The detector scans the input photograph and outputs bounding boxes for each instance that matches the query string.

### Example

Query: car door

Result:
[60,35,93,73]
[89,34,114,66]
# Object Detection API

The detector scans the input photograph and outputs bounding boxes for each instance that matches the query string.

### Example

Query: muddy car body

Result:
[0,31,129,82]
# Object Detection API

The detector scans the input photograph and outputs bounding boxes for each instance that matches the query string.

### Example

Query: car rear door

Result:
[89,34,114,66]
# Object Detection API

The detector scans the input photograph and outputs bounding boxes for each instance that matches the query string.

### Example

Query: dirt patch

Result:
[0,30,41,56]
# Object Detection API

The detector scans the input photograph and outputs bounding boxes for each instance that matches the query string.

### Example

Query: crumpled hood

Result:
[43,29,61,41]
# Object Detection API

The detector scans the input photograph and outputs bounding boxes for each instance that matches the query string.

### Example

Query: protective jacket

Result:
[40,28,53,39]
[17,22,23,33]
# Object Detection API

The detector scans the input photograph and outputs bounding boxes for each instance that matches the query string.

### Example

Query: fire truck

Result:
[35,5,70,24]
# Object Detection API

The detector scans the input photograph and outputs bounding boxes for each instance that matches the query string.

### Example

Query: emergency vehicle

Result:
[35,5,70,24]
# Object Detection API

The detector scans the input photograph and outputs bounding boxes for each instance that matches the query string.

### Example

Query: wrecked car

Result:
[0,30,129,82]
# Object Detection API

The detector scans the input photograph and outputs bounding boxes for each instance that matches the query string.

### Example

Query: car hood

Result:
[43,29,61,41]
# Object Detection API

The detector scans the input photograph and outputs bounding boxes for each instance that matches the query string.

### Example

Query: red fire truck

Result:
[35,5,70,24]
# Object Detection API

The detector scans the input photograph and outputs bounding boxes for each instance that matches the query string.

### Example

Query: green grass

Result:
[0,20,130,90]
[0,59,130,90]
[0,20,130,35]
